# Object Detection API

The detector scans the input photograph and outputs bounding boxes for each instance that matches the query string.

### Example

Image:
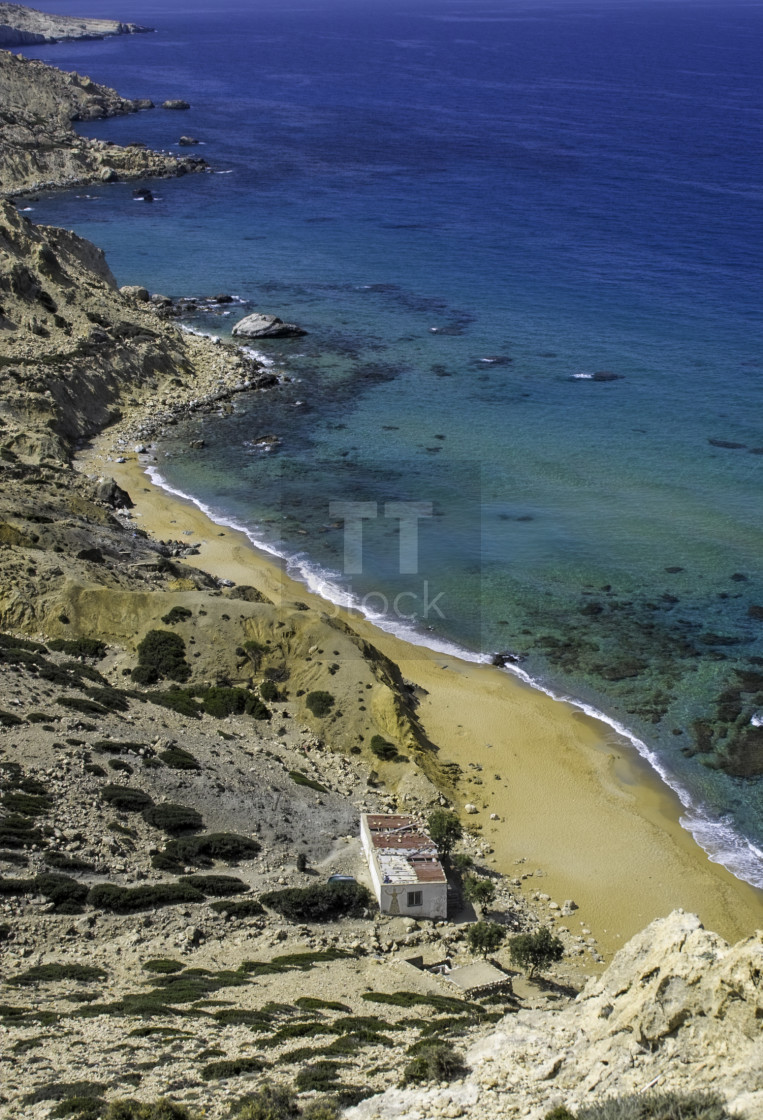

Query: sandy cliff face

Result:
[0,49,204,195]
[0,2,150,45]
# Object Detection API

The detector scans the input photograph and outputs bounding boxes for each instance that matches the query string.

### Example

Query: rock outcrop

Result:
[232,312,307,339]
[0,2,151,45]
[347,910,763,1119]
[0,49,204,195]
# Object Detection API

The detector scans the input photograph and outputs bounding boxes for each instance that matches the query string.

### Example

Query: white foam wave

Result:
[178,324,221,342]
[572,372,594,379]
[143,461,763,890]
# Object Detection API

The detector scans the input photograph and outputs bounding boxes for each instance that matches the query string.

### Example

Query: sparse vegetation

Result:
[132,630,191,685]
[48,638,107,660]
[209,897,265,919]
[200,1056,267,1081]
[88,882,205,912]
[8,962,106,985]
[142,959,184,975]
[200,686,271,720]
[289,770,328,793]
[100,785,154,812]
[158,746,201,771]
[574,1092,733,1120]
[160,606,193,625]
[260,881,371,922]
[153,832,261,871]
[179,874,249,896]
[142,803,203,834]
[305,691,335,717]
[369,735,403,762]
[401,1040,467,1085]
[34,873,89,912]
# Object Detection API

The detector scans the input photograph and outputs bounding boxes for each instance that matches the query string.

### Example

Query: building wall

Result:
[360,814,447,920]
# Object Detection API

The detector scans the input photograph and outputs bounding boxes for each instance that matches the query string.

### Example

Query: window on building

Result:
[407,890,423,907]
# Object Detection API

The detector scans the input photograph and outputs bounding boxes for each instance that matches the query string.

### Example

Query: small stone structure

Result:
[361,813,447,920]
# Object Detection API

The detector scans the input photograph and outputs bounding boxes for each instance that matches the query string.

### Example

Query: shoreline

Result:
[78,434,763,960]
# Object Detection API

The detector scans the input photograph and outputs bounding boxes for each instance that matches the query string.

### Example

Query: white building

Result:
[360,813,448,920]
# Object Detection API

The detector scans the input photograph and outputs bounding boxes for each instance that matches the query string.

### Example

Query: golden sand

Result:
[82,444,763,959]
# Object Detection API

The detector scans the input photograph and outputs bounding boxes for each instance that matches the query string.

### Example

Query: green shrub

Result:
[209,897,265,919]
[109,759,133,774]
[24,1081,106,1105]
[48,638,107,660]
[509,927,564,978]
[160,607,193,626]
[0,708,24,727]
[88,882,204,913]
[0,876,34,895]
[294,1061,344,1093]
[159,746,201,771]
[100,785,153,812]
[179,874,249,897]
[260,881,370,922]
[305,691,335,717]
[133,630,191,684]
[274,1021,337,1041]
[148,689,202,718]
[466,920,505,957]
[103,1101,197,1120]
[270,950,356,967]
[369,735,402,762]
[296,996,351,1013]
[57,696,109,716]
[575,1092,732,1120]
[27,711,56,723]
[426,808,462,857]
[200,1056,267,1081]
[84,763,107,777]
[234,1083,299,1119]
[199,686,271,721]
[35,873,89,912]
[157,832,261,870]
[289,770,327,793]
[0,813,44,848]
[544,1109,577,1120]
[362,991,476,1014]
[8,962,106,986]
[93,741,147,755]
[50,1095,105,1117]
[2,790,52,816]
[259,680,281,703]
[142,803,203,834]
[142,959,184,974]
[401,1041,467,1086]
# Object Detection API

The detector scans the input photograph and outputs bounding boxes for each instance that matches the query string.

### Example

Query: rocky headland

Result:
[0,48,204,197]
[0,2,150,46]
[0,15,761,1120]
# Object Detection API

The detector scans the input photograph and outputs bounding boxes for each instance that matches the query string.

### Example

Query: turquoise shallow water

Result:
[22,0,763,883]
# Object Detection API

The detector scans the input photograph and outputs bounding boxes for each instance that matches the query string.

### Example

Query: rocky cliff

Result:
[347,910,763,1119]
[0,2,150,45]
[0,49,204,195]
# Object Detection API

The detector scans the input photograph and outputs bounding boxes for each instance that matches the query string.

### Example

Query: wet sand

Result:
[80,442,763,960]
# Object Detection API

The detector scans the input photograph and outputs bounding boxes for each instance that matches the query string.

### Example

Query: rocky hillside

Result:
[0,2,150,46]
[349,910,763,1120]
[0,49,204,195]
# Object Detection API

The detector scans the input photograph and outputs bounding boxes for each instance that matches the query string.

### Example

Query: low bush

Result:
[109,759,133,774]
[148,690,201,719]
[362,991,477,1014]
[160,607,193,626]
[274,1021,337,1041]
[23,1081,106,1105]
[100,785,153,812]
[294,1061,344,1093]
[0,813,45,848]
[93,741,147,755]
[142,959,184,974]
[8,962,106,985]
[296,996,351,1013]
[84,763,107,777]
[159,746,201,771]
[369,735,402,762]
[401,1041,467,1086]
[234,1084,303,1119]
[88,882,204,913]
[57,696,109,716]
[289,771,327,793]
[270,949,356,967]
[2,790,52,816]
[157,832,261,870]
[259,679,281,703]
[179,874,249,897]
[48,638,107,660]
[199,686,270,721]
[200,1056,267,1082]
[305,691,335,718]
[260,881,370,922]
[142,803,203,834]
[575,1092,732,1120]
[209,897,265,919]
[0,876,34,894]
[212,1008,272,1028]
[102,1101,197,1120]
[133,630,191,685]
[35,873,89,912]
[27,711,56,723]
[0,708,24,727]
[50,1094,105,1117]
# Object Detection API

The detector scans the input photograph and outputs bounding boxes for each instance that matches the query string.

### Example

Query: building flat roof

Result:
[364,813,447,886]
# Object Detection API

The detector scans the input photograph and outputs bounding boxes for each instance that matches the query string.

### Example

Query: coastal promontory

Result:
[0,1,150,45]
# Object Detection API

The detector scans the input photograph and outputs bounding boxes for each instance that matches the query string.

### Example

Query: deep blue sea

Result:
[20,0,763,885]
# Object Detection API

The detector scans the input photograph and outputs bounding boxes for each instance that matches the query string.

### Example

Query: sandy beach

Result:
[79,439,763,961]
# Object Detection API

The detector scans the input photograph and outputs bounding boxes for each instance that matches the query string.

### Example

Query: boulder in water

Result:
[232,313,306,339]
